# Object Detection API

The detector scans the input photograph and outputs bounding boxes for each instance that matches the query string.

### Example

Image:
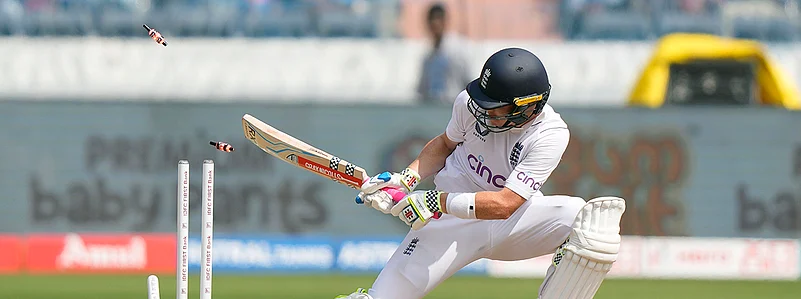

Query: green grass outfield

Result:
[0,274,799,299]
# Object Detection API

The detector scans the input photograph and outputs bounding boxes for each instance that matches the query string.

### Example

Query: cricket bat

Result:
[241,114,406,202]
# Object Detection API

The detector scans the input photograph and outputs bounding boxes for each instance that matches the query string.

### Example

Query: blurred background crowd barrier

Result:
[0,0,800,288]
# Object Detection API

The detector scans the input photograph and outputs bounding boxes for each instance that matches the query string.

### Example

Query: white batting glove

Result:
[361,168,420,194]
[391,190,443,230]
[356,190,396,214]
[356,168,421,214]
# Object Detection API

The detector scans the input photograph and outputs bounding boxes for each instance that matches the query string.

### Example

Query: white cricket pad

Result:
[539,196,626,299]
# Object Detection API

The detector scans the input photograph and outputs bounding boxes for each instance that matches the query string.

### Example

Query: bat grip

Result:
[383,187,406,202]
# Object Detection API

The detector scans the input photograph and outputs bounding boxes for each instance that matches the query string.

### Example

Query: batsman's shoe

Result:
[335,288,373,299]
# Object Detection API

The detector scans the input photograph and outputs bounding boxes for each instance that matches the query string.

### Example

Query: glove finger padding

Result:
[390,191,422,217]
[357,190,396,214]
[368,191,395,214]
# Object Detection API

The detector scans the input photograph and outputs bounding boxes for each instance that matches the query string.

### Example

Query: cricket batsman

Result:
[337,47,625,299]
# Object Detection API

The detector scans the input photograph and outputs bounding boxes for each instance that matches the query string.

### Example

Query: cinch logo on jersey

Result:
[515,171,542,191]
[467,154,506,188]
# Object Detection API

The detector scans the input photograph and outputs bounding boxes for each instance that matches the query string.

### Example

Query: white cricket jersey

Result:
[433,90,570,200]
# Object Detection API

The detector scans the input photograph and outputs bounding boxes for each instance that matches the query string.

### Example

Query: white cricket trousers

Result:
[368,195,586,299]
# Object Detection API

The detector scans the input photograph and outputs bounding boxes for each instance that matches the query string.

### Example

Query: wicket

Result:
[147,159,215,299]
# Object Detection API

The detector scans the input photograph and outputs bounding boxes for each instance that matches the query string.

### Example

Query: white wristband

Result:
[446,193,476,219]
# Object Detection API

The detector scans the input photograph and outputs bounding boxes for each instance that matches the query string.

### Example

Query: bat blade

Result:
[241,114,367,189]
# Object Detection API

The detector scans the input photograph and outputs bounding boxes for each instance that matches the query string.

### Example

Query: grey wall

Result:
[1,101,798,238]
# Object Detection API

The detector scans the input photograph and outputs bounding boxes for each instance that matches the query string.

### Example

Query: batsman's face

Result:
[486,105,516,127]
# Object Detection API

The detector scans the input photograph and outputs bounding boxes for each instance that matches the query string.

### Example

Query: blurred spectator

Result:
[415,2,471,106]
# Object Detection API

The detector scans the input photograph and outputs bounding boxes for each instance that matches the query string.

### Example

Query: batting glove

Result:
[361,168,420,194]
[356,168,421,214]
[391,190,443,230]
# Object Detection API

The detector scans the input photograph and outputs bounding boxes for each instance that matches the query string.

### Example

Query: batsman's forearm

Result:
[407,134,456,180]
[472,191,522,219]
